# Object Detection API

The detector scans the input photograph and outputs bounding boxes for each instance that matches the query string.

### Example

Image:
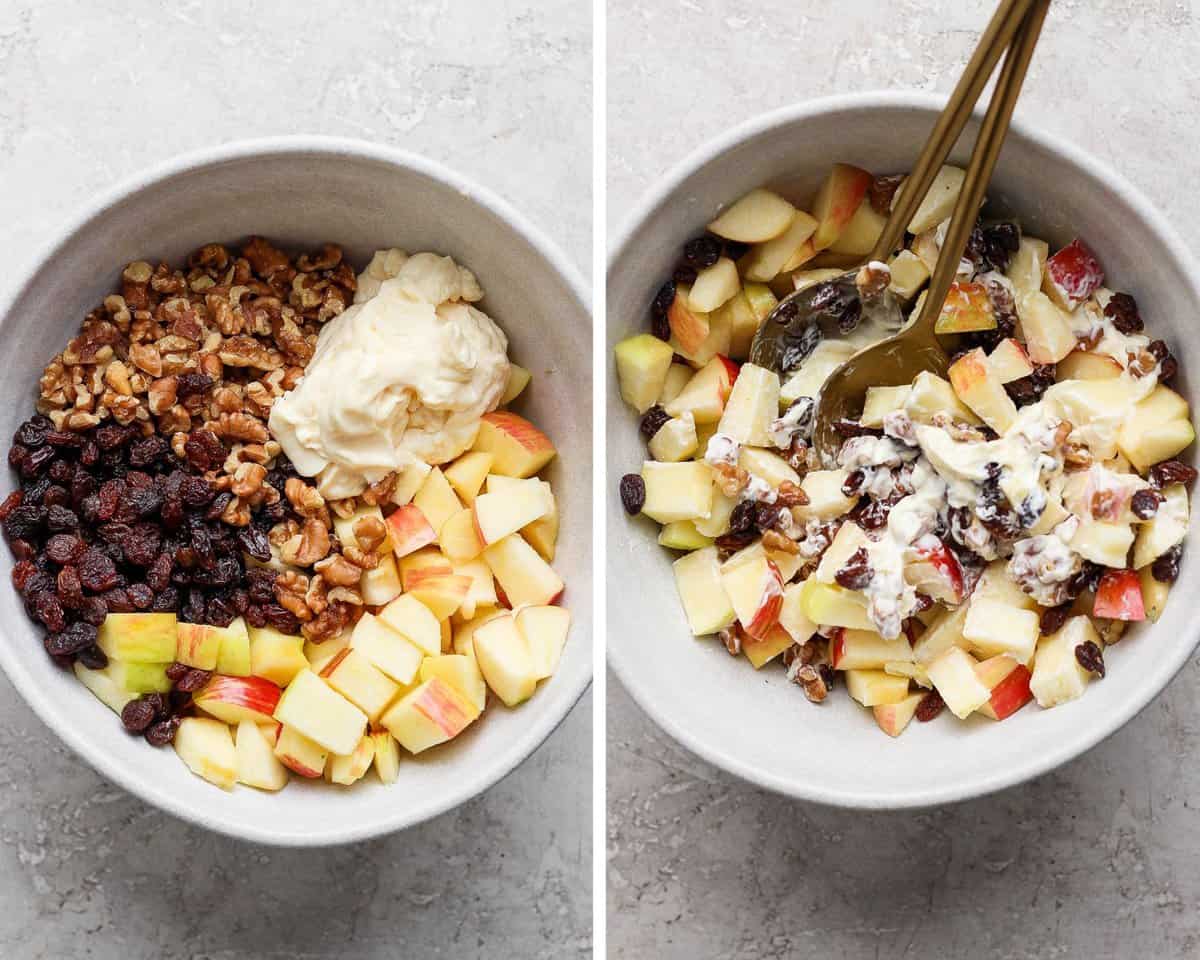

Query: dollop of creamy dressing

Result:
[270,250,509,499]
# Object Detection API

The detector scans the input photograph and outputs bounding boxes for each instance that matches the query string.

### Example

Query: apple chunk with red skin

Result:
[903,538,965,604]
[667,285,710,355]
[973,655,1033,721]
[949,348,1018,434]
[811,163,873,250]
[273,724,328,779]
[472,411,556,478]
[194,674,282,725]
[934,281,997,334]
[386,503,437,559]
[382,677,481,754]
[873,692,925,737]
[1093,569,1145,621]
[720,556,784,639]
[1043,238,1104,311]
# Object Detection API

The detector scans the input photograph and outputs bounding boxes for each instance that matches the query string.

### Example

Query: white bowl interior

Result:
[0,142,591,843]
[607,94,1199,808]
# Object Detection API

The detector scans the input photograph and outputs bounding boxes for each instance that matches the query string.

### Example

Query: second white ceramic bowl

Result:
[608,92,1198,808]
[0,137,592,844]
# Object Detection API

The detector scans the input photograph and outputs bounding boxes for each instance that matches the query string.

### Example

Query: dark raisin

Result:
[651,280,676,320]
[853,497,893,530]
[728,499,757,535]
[837,297,862,334]
[178,473,215,507]
[754,502,783,532]
[78,548,119,592]
[144,716,182,746]
[165,662,190,683]
[31,593,66,632]
[45,505,79,532]
[0,489,22,520]
[205,593,237,627]
[246,567,278,605]
[183,428,225,472]
[834,547,872,590]
[102,588,135,613]
[150,588,179,612]
[1159,356,1179,382]
[714,530,756,555]
[1104,292,1142,334]
[842,469,866,497]
[146,553,174,592]
[263,604,301,634]
[47,459,73,484]
[1151,544,1182,584]
[1074,640,1105,677]
[682,235,722,269]
[10,559,37,591]
[619,473,646,514]
[1147,339,1169,362]
[9,538,35,562]
[774,299,798,325]
[722,239,749,260]
[14,417,51,448]
[1149,460,1197,489]
[127,582,154,610]
[175,668,212,693]
[20,445,56,479]
[236,525,271,562]
[56,566,84,608]
[1039,603,1071,636]
[672,264,697,285]
[3,504,45,542]
[204,492,233,523]
[127,435,169,468]
[175,372,214,397]
[42,484,70,508]
[121,698,158,733]
[79,597,108,626]
[44,621,98,656]
[122,523,163,567]
[868,173,904,215]
[1131,489,1162,520]
[76,645,108,670]
[915,689,945,722]
[80,439,99,467]
[141,692,169,718]
[639,405,671,439]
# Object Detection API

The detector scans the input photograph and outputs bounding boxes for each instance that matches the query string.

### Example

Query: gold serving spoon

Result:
[750,0,1051,462]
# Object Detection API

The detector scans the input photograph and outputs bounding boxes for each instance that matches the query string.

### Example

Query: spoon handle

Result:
[912,0,1050,340]
[869,0,1036,263]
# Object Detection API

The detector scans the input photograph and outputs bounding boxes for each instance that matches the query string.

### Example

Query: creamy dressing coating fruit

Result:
[616,163,1195,737]
[3,238,570,791]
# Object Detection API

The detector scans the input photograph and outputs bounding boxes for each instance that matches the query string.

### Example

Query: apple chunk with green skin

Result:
[174,717,238,790]
[382,677,481,754]
[214,616,251,677]
[111,661,172,694]
[1029,615,1096,708]
[665,355,737,424]
[273,724,328,778]
[472,614,539,707]
[707,187,797,243]
[926,646,991,719]
[973,655,1033,721]
[812,163,873,250]
[235,720,289,791]
[248,625,309,687]
[320,647,401,723]
[515,604,571,680]
[473,480,549,545]
[873,692,925,737]
[194,674,282,725]
[472,411,556,478]
[673,546,735,636]
[378,594,444,656]
[98,612,178,663]
[483,533,564,607]
[386,503,438,559]
[273,669,367,756]
[353,612,425,684]
[614,333,675,414]
[720,555,784,639]
[717,363,780,446]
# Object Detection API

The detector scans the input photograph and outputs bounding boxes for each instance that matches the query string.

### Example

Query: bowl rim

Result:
[0,135,592,845]
[607,89,1200,810]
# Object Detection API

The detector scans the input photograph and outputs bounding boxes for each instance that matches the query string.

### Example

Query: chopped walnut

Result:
[281,518,331,566]
[276,571,313,622]
[792,664,829,702]
[352,515,388,553]
[775,481,809,508]
[314,553,365,587]
[231,462,267,498]
[285,477,330,527]
[713,461,749,497]
[762,529,800,555]
[342,544,380,570]
[215,411,269,444]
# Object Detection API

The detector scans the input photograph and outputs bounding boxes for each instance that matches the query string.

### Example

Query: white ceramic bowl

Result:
[608,91,1199,809]
[0,137,591,844]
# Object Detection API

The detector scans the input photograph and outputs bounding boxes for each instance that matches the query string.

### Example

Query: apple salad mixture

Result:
[3,238,569,791]
[615,163,1194,736]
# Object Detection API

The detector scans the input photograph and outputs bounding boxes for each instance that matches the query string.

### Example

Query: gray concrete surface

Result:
[608,2,1200,957]
[0,2,591,958]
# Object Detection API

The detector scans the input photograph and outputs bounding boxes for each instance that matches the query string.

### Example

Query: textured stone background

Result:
[0,2,591,958]
[608,2,1200,958]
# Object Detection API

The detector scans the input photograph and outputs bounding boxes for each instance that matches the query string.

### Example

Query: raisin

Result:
[76,645,108,670]
[204,492,233,523]
[80,440,99,466]
[31,593,66,632]
[682,235,721,269]
[1159,356,1179,382]
[728,499,757,535]
[1039,603,1070,636]
[639,405,671,439]
[868,173,904,215]
[722,240,749,260]
[121,523,163,567]
[183,428,225,472]
[833,418,878,439]
[141,692,169,718]
[127,582,154,610]
[79,597,108,626]
[672,264,697,285]
[150,588,179,612]
[179,474,215,507]
[144,716,181,746]
[48,459,73,484]
[165,662,190,683]
[78,548,119,592]
[46,505,79,532]
[121,698,157,733]
[102,588,135,613]
[175,668,212,693]
[0,489,22,520]
[834,547,872,590]
[20,446,56,479]
[1151,544,1181,584]
[1130,489,1162,520]
[263,604,301,634]
[236,525,271,562]
[754,502,783,532]
[1104,292,1142,334]
[44,621,98,656]
[56,566,84,608]
[650,280,676,320]
[619,473,646,514]
[714,530,756,555]
[1074,640,1105,677]
[146,552,174,592]
[1149,460,1197,489]
[175,372,214,397]
[915,689,945,722]
[3,504,45,542]
[246,567,277,605]
[43,485,70,508]
[11,559,37,591]
[127,435,169,469]
[1147,339,1169,362]
[14,418,49,448]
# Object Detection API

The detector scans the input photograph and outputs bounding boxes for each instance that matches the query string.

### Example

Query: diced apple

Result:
[846,669,910,707]
[666,285,711,356]
[861,384,911,427]
[348,613,422,685]
[658,519,713,551]
[913,602,969,664]
[798,578,874,631]
[482,533,564,607]
[744,281,779,322]
[884,660,931,687]
[515,605,571,683]
[1133,483,1189,568]
[332,504,390,555]
[963,598,1039,664]
[736,623,791,668]
[741,209,820,282]
[910,228,941,275]
[440,507,486,562]
[212,616,251,677]
[720,555,784,639]
[974,655,1033,721]
[614,333,675,413]
[812,164,873,250]
[320,647,401,722]
[707,187,797,243]
[109,661,170,694]
[378,594,443,656]
[444,451,494,505]
[1005,236,1049,300]
[384,503,437,559]
[274,669,367,756]
[988,338,1034,384]
[235,720,288,791]
[716,363,779,446]
[97,612,178,663]
[1093,569,1145,621]
[815,522,869,582]
[665,355,737,424]
[935,281,997,334]
[873,692,925,736]
[304,630,350,674]
[194,674,282,725]
[1138,566,1170,622]
[412,468,462,535]
[1029,615,1096,708]
[926,646,991,719]
[473,480,549,545]
[779,339,855,406]
[903,539,965,605]
[174,622,223,671]
[1043,238,1105,311]
[469,613,538,707]
[174,717,237,790]
[453,558,497,621]
[273,724,328,778]
[371,729,401,784]
[948,348,1018,434]
[649,413,699,462]
[390,460,433,507]
[660,362,694,405]
[382,677,480,753]
[903,164,966,234]
[886,250,929,300]
[1057,349,1121,381]
[793,470,860,522]
[1017,291,1077,364]
[1068,519,1134,568]
[688,257,741,313]
[904,371,982,426]
[472,411,557,478]
[420,654,487,712]
[408,573,472,620]
[1117,394,1195,474]
[247,626,308,687]
[829,200,886,256]
[830,629,914,670]
[639,460,713,523]
[327,735,376,786]
[73,661,136,714]
[673,546,736,636]
[500,363,531,406]
[359,553,402,606]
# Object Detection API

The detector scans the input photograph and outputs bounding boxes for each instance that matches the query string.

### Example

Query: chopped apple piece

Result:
[453,558,497,620]
[815,521,870,582]
[639,460,713,523]
[1029,615,1096,708]
[1005,236,1049,300]
[739,623,792,668]
[472,411,556,478]
[935,281,997,334]
[440,507,486,563]
[861,384,911,427]
[97,612,178,663]
[174,622,223,671]
[974,655,1033,721]
[194,674,282,725]
[370,729,401,784]
[716,363,779,446]
[1042,238,1104,311]
[812,163,873,250]
[903,538,965,605]
[444,451,494,505]
[500,363,531,406]
[949,348,1018,433]
[390,460,433,507]
[658,519,713,551]
[738,448,800,490]
[913,603,969,664]
[660,362,694,405]
[248,626,308,687]
[420,654,487,712]
[1116,388,1195,473]
[320,647,401,722]
[664,355,737,424]
[327,735,376,786]
[798,578,874,631]
[988,338,1034,384]
[873,692,925,737]
[73,662,136,714]
[411,468,461,535]
[926,647,991,719]
[793,470,860,522]
[1017,291,1077,364]
[1132,483,1189,568]
[174,717,237,790]
[903,164,965,234]
[408,573,472,620]
[1138,566,1170,622]
[846,669,910,707]
[779,339,855,406]
[359,553,402,606]
[688,257,740,313]
[720,555,784,639]
[1056,350,1121,381]
[886,250,929,300]
[741,209,820,282]
[382,677,480,753]
[904,371,982,425]
[386,503,438,559]
[470,614,538,707]
[378,594,443,656]
[109,661,171,695]
[482,533,564,607]
[1068,519,1134,568]
[274,669,367,756]
[235,720,289,791]
[830,629,915,670]
[707,187,797,243]
[672,546,736,636]
[473,480,549,545]
[614,333,675,413]
[829,200,886,256]
[666,284,710,355]
[744,281,779,323]
[214,617,252,677]
[963,598,1039,664]
[304,630,350,674]
[273,724,327,778]
[514,604,570,681]
[1093,569,1145,621]
[350,612,424,684]
[648,413,699,462]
